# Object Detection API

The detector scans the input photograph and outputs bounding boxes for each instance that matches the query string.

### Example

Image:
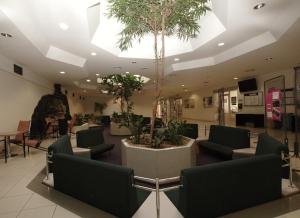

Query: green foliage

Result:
[165,120,187,145]
[108,0,211,51]
[126,113,146,144]
[153,128,166,148]
[100,74,144,113]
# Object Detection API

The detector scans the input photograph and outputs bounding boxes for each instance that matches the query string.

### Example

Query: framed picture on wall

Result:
[203,96,213,108]
[184,98,195,109]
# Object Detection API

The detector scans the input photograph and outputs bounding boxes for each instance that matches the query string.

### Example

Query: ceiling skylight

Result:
[91,0,226,59]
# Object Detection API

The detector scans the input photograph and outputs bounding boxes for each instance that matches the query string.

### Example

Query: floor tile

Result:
[23,193,55,210]
[17,205,56,218]
[0,194,31,215]
[52,206,81,218]
[0,212,19,218]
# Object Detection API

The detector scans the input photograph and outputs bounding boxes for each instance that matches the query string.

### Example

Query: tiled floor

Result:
[1,137,300,217]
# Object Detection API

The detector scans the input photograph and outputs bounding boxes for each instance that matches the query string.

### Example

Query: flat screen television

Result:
[238,78,257,92]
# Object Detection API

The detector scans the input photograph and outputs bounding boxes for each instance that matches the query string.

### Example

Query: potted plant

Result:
[108,0,210,140]
[106,0,209,179]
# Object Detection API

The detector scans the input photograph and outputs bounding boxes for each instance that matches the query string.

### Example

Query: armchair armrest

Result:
[72,147,91,159]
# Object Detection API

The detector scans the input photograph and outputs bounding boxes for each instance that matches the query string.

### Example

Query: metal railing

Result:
[133,176,182,218]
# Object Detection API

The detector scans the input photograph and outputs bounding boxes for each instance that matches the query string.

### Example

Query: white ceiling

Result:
[0,0,300,96]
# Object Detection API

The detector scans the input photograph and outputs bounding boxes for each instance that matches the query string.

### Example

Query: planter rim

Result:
[121,136,195,151]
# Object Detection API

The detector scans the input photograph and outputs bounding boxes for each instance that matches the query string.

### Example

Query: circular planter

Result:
[110,121,132,136]
[121,137,196,180]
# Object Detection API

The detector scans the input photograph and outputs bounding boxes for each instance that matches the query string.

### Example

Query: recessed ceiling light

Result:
[254,3,266,10]
[96,73,100,76]
[59,22,69,30]
[59,71,66,74]
[218,42,225,47]
[86,79,91,82]
[234,77,239,80]
[125,71,130,74]
[174,58,180,61]
[91,52,97,56]
[101,89,108,94]
[1,32,12,38]
[181,84,185,87]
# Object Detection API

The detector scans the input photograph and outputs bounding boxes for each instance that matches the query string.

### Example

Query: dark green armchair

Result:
[76,127,114,159]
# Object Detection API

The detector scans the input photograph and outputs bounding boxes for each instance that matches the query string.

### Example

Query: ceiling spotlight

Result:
[59,71,66,74]
[59,22,69,30]
[86,79,91,82]
[91,52,97,56]
[218,42,225,47]
[181,84,185,87]
[96,73,100,76]
[265,57,273,61]
[125,71,130,74]
[1,33,12,38]
[101,89,109,94]
[233,77,239,80]
[254,3,266,10]
[174,58,180,61]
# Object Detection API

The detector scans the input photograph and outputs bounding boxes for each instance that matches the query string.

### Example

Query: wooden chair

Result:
[10,120,43,155]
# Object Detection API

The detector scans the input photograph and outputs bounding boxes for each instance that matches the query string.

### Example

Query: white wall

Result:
[0,53,88,132]
[102,93,154,117]
[181,88,218,121]
[0,53,53,132]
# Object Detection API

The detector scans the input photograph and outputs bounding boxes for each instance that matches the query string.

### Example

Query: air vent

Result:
[13,64,23,76]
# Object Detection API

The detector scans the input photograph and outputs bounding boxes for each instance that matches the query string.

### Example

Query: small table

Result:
[0,131,27,163]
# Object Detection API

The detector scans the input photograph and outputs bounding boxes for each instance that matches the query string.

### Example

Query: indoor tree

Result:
[99,73,144,114]
[108,0,210,139]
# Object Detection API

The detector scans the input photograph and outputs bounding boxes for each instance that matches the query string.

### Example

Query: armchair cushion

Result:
[200,140,233,159]
[90,144,115,159]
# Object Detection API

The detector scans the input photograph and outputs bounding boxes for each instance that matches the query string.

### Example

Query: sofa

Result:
[53,153,150,218]
[76,127,114,159]
[255,133,289,178]
[198,125,250,159]
[166,154,282,218]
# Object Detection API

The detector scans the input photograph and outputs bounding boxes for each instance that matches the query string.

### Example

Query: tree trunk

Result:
[150,13,166,147]
[150,30,160,142]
